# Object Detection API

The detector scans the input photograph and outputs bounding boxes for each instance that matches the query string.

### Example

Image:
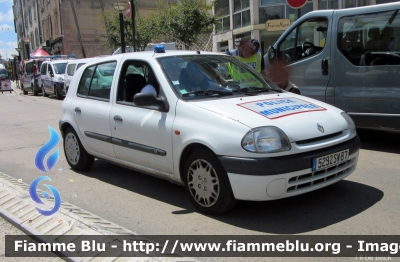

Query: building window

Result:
[42,20,47,40]
[31,32,34,50]
[319,0,339,9]
[34,5,37,21]
[54,9,58,36]
[343,0,369,8]
[35,28,39,46]
[25,12,28,28]
[29,7,32,24]
[259,1,313,24]
[215,0,231,33]
[47,15,52,39]
[233,0,250,29]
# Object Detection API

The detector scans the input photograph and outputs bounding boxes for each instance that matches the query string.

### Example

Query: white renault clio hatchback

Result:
[60,47,360,215]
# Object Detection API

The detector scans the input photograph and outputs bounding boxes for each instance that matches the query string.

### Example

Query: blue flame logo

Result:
[35,126,60,173]
[29,176,61,216]
[30,126,62,216]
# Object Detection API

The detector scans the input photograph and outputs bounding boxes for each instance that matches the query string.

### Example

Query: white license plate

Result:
[312,149,349,172]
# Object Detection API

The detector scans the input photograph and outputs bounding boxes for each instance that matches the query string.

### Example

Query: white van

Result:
[265,2,400,133]
[65,58,99,92]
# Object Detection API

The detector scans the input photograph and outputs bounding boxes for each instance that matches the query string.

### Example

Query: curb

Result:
[0,172,194,262]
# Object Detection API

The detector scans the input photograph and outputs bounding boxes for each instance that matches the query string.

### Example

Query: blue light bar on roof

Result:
[154,45,165,53]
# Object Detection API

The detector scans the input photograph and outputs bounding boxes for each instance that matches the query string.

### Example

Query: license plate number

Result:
[312,149,349,172]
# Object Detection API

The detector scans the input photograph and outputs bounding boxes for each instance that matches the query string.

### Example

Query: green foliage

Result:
[158,0,216,49]
[100,0,216,51]
[100,10,158,51]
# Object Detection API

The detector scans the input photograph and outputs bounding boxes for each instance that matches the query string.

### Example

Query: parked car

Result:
[65,58,100,93]
[40,59,72,99]
[0,65,9,80]
[265,2,400,133]
[21,58,45,96]
[60,48,360,215]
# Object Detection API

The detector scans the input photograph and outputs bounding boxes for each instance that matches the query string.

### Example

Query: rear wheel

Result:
[63,127,94,171]
[183,148,237,215]
[22,85,27,95]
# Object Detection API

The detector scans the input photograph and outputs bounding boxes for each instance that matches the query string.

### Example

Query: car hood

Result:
[189,93,349,142]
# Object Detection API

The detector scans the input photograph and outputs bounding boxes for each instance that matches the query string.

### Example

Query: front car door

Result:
[110,59,174,176]
[333,5,400,132]
[272,11,334,103]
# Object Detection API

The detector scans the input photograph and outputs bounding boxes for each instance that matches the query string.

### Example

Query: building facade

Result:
[13,0,164,60]
[213,0,398,54]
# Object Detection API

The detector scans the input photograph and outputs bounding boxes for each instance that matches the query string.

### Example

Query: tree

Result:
[160,0,216,49]
[100,10,159,51]
[100,0,216,51]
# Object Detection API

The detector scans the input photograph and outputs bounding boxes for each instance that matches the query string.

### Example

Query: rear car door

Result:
[71,61,117,158]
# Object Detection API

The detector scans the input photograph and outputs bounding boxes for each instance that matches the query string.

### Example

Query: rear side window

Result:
[77,61,117,101]
[66,63,76,76]
[40,63,47,75]
[338,9,400,66]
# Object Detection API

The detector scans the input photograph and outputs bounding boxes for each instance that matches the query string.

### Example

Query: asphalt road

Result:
[1,85,400,261]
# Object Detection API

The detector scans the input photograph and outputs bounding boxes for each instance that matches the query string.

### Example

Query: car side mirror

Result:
[268,46,276,63]
[50,72,54,77]
[133,93,169,112]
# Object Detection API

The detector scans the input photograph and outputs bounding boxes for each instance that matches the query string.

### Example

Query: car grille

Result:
[286,154,358,193]
[295,131,343,145]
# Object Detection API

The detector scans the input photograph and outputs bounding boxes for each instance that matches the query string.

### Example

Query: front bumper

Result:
[219,135,360,201]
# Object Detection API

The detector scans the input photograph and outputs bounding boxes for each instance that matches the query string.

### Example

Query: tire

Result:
[22,85,28,95]
[42,85,48,97]
[183,148,237,215]
[32,85,38,96]
[63,127,94,171]
[55,85,63,100]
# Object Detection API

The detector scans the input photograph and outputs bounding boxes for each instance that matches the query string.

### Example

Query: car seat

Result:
[365,27,381,51]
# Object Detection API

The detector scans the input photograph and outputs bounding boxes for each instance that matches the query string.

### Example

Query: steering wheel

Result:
[302,41,315,54]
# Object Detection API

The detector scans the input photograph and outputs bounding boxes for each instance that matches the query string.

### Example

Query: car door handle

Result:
[321,59,329,75]
[114,115,123,121]
[75,107,81,113]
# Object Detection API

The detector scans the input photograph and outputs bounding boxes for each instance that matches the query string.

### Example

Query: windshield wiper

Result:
[182,89,233,97]
[240,87,271,94]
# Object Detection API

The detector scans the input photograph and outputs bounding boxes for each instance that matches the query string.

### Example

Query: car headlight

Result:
[241,126,291,153]
[341,112,356,134]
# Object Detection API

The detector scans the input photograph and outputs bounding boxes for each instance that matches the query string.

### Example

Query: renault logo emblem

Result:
[317,123,324,133]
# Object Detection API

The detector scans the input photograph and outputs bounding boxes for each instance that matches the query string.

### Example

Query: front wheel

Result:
[183,149,237,215]
[63,127,94,171]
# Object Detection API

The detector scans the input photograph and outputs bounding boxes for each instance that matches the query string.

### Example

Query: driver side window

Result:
[278,17,328,64]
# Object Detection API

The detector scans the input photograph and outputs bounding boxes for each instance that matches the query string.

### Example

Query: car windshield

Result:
[0,69,7,78]
[158,55,281,100]
[53,63,67,74]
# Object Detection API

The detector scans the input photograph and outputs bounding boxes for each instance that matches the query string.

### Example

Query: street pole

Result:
[119,12,125,53]
[130,0,136,52]
[25,43,30,60]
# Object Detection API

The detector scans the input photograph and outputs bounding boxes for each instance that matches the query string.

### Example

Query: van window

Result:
[338,9,400,66]
[40,63,47,75]
[66,63,76,76]
[77,63,86,70]
[25,61,33,74]
[277,17,328,64]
